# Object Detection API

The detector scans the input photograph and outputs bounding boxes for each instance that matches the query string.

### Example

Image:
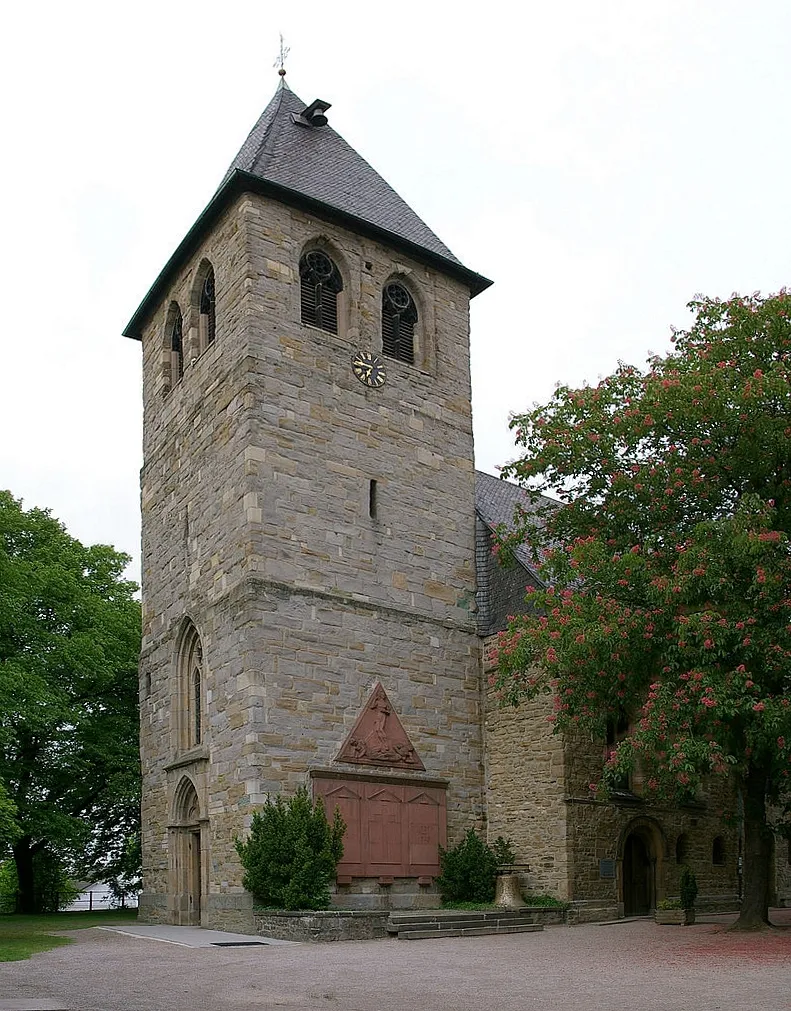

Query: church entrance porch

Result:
[169,777,205,926]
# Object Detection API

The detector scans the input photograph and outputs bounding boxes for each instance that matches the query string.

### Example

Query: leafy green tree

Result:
[236,786,345,910]
[0,491,141,913]
[493,291,791,929]
[0,783,18,852]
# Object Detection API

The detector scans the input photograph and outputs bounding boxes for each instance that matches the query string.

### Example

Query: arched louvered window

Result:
[170,307,184,383]
[178,623,204,750]
[300,250,343,334]
[382,282,417,365]
[199,267,216,347]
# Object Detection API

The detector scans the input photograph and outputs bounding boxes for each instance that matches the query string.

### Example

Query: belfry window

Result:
[178,622,204,751]
[170,307,184,382]
[382,282,417,365]
[199,268,216,347]
[300,250,343,334]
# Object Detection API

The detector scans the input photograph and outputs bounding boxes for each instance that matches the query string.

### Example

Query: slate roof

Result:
[124,82,490,339]
[474,470,559,636]
[221,84,462,265]
[475,469,556,582]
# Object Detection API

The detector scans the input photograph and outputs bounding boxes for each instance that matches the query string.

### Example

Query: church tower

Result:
[125,80,491,930]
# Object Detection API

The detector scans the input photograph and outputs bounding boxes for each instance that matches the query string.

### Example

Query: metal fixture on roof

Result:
[292,98,331,128]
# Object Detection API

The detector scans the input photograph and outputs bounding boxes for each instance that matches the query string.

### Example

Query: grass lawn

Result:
[0,908,138,962]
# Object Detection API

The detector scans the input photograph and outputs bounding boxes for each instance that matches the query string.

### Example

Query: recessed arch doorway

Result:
[620,817,666,916]
[169,777,204,926]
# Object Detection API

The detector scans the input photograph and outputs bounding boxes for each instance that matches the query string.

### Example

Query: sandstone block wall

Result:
[137,193,484,927]
[483,642,569,900]
[564,727,739,908]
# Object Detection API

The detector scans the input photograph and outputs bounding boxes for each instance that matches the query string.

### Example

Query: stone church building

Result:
[126,81,754,931]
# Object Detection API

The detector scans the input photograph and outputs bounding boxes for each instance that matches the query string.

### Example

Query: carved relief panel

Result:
[336,683,424,770]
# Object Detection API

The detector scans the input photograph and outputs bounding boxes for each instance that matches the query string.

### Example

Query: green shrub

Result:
[679,866,698,910]
[521,893,566,908]
[436,829,499,904]
[491,836,516,865]
[0,862,16,914]
[0,853,79,914]
[235,787,345,911]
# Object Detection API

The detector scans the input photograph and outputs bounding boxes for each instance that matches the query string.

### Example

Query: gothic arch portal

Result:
[168,776,205,926]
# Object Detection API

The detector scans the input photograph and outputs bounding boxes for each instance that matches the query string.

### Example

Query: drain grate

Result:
[211,940,269,947]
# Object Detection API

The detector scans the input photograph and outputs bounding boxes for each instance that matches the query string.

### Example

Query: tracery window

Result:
[299,250,343,334]
[178,622,204,750]
[199,267,216,347]
[382,282,417,365]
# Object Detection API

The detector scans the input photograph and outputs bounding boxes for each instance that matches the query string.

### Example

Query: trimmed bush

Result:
[680,866,698,910]
[436,829,499,904]
[235,787,345,911]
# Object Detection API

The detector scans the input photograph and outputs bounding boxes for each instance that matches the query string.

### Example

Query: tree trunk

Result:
[731,763,772,930]
[12,837,36,915]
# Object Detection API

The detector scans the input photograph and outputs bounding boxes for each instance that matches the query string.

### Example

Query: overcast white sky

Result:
[2,1,789,584]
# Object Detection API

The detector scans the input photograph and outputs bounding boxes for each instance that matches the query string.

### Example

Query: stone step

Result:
[388,908,537,925]
[387,916,538,933]
[397,923,544,940]
[386,909,540,934]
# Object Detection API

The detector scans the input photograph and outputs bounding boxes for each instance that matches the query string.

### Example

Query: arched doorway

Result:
[169,777,203,926]
[623,832,653,915]
[620,817,665,917]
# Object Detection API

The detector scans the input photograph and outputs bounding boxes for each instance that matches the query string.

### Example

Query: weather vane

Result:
[274,34,290,78]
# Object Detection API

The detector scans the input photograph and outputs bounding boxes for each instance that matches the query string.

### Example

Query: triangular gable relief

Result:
[337,682,425,771]
[324,785,363,801]
[368,788,402,804]
[407,792,440,807]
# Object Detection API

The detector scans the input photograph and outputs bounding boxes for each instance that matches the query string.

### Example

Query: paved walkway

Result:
[2,912,790,1011]
[95,924,295,947]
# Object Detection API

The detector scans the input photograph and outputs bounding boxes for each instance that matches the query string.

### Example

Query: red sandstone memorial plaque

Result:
[337,683,424,770]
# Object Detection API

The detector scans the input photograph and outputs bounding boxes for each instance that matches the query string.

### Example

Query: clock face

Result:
[352,351,387,388]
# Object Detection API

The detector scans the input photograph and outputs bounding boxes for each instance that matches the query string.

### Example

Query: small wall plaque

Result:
[599,858,616,879]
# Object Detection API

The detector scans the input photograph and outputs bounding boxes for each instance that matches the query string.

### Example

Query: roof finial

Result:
[274,34,290,81]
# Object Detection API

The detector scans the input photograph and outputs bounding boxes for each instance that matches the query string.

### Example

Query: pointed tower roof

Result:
[124,83,491,339]
[222,84,462,264]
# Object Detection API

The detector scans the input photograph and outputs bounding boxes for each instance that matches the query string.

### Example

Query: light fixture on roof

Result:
[292,99,331,128]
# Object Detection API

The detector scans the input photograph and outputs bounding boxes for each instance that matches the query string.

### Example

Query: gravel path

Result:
[2,912,790,1011]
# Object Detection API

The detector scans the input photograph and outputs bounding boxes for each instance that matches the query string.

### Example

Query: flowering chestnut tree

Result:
[493,291,791,929]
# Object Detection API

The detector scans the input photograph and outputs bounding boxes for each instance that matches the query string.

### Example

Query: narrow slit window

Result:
[300,251,343,334]
[199,268,216,346]
[179,623,204,751]
[369,479,377,519]
[192,642,202,745]
[170,308,184,382]
[382,282,417,364]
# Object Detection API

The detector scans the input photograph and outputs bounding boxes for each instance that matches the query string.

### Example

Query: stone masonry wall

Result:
[482,641,570,900]
[137,192,484,927]
[565,729,739,910]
